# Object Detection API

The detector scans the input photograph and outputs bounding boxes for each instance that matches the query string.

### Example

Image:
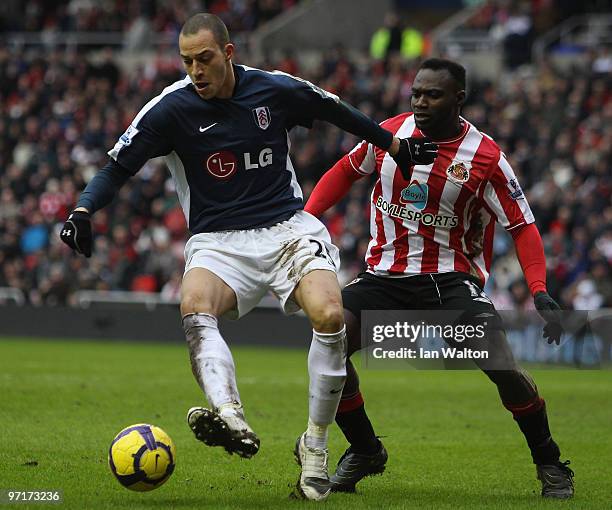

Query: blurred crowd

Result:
[2,0,297,34]
[0,39,610,310]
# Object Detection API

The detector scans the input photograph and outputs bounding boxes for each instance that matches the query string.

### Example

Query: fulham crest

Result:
[253,107,271,130]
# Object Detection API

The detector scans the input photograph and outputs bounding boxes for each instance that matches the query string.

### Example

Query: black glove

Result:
[60,210,92,258]
[534,291,563,345]
[392,137,438,180]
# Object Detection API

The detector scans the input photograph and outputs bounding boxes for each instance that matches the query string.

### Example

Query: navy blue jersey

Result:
[104,64,391,233]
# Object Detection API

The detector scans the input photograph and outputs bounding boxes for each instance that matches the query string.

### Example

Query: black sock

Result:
[514,402,560,465]
[336,404,379,454]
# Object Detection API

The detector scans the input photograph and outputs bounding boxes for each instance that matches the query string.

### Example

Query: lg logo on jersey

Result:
[206,151,238,179]
[244,148,272,170]
[205,148,273,179]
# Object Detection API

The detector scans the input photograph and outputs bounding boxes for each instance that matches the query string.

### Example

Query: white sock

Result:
[306,326,347,449]
[306,418,328,450]
[183,313,240,411]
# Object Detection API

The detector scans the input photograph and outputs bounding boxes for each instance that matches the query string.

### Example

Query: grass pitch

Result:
[0,337,610,509]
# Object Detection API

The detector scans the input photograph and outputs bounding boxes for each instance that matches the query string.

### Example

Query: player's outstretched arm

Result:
[304,155,364,217]
[281,73,438,175]
[60,159,132,257]
[511,223,563,344]
[316,99,438,170]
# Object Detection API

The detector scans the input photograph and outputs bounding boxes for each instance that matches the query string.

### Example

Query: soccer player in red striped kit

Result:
[305,58,574,498]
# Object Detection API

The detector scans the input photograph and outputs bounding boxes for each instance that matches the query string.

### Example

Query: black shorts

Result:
[343,272,514,369]
[342,271,503,329]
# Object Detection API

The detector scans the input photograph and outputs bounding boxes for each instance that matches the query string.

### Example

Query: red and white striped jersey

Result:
[346,112,534,285]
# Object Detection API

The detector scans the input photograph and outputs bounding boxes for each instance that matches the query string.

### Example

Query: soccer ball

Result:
[108,423,176,491]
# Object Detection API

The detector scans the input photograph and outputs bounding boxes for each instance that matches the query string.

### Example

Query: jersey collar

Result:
[415,116,470,144]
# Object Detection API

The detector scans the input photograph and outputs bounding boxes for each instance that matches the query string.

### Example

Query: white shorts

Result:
[183,210,340,319]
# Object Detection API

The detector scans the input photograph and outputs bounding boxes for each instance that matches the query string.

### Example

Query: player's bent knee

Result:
[311,305,345,334]
[180,292,218,318]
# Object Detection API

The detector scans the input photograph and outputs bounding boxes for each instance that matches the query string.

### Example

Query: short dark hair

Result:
[419,58,466,91]
[180,13,229,48]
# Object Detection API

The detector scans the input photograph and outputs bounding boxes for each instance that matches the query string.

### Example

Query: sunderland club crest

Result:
[253,106,271,130]
[446,161,471,184]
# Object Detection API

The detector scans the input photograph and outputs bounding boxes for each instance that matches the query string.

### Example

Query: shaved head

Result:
[180,13,229,48]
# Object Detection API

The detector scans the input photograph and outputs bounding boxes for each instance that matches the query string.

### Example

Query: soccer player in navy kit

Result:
[59,13,437,501]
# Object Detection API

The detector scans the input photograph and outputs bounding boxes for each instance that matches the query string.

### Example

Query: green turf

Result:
[0,337,610,509]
